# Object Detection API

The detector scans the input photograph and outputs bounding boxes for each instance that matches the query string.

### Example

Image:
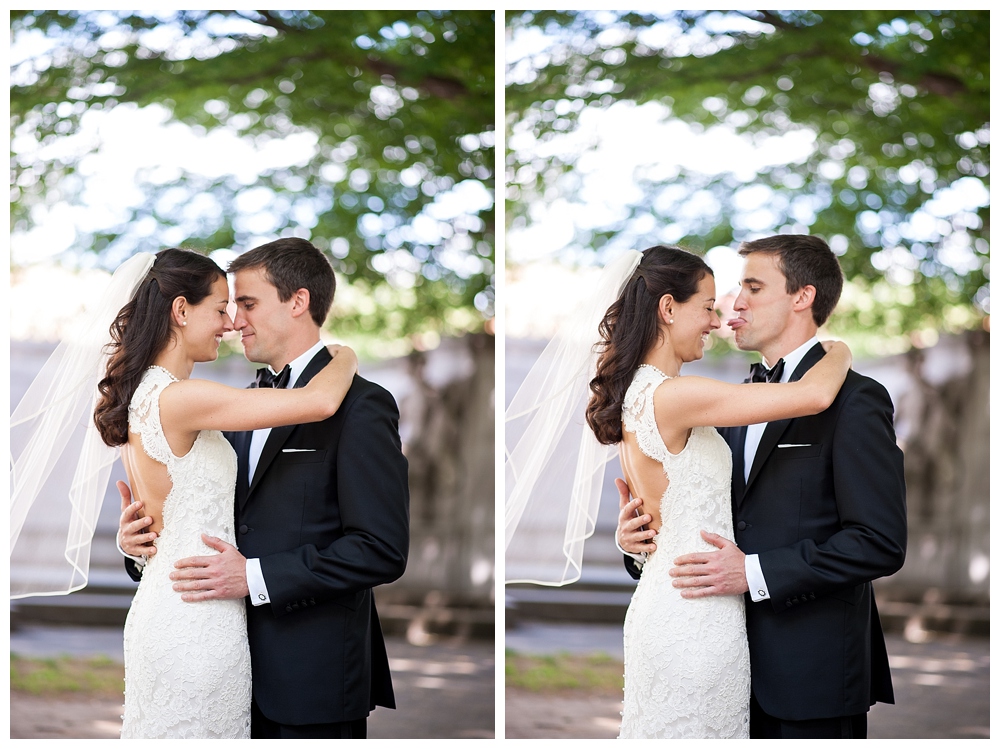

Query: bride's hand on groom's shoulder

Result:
[327,344,358,374]
[820,339,852,367]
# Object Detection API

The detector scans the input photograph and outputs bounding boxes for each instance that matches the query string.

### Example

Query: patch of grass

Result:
[10,653,124,698]
[505,649,624,694]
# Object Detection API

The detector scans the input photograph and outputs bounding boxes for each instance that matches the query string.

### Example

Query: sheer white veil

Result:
[505,250,642,585]
[10,252,156,598]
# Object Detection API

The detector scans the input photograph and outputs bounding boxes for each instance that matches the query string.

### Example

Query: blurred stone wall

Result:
[505,333,990,603]
[10,334,496,619]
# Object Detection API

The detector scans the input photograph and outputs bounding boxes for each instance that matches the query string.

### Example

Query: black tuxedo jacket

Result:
[128,348,409,726]
[626,343,906,722]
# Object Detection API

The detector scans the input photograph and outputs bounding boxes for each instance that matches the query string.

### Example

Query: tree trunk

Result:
[378,332,496,631]
[885,329,990,605]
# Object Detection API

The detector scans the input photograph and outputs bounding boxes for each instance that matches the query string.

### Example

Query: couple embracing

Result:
[13,238,409,738]
[507,234,906,739]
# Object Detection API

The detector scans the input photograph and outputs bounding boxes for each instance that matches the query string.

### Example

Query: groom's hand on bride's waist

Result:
[171,534,250,602]
[669,530,749,598]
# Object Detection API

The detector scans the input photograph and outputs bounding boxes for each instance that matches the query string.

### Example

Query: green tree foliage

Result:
[11,10,495,343]
[506,10,988,344]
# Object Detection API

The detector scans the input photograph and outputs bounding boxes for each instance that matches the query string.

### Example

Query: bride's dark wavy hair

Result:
[93,249,225,447]
[585,246,713,445]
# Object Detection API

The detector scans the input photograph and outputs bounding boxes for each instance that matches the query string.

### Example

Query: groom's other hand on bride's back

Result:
[616,478,657,555]
[118,480,157,559]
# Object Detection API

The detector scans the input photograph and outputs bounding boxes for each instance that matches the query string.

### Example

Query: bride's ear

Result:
[657,294,675,326]
[171,296,189,329]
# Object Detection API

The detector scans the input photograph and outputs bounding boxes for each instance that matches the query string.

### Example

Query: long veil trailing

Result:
[505,250,642,586]
[10,253,155,598]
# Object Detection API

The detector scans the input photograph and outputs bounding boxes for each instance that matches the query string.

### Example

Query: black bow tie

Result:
[749,358,785,383]
[255,364,291,389]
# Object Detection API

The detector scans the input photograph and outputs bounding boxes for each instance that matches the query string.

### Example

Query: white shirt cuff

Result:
[246,558,271,606]
[615,536,648,566]
[116,532,147,567]
[745,553,770,602]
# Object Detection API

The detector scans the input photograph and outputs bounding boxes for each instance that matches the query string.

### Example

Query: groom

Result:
[119,237,410,738]
[618,234,906,738]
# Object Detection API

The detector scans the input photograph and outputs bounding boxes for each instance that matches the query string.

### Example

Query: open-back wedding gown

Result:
[121,365,252,738]
[618,364,750,739]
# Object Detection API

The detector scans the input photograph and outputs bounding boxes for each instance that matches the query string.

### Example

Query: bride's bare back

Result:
[121,435,182,538]
[618,376,696,534]
[121,379,207,536]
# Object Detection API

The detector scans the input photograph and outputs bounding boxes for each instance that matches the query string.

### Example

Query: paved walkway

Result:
[10,623,494,739]
[505,621,989,739]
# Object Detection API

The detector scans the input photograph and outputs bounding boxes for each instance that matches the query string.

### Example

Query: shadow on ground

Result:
[10,625,494,739]
[505,625,988,739]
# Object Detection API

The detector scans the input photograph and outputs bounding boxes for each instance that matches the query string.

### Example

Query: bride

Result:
[505,245,850,739]
[10,248,357,738]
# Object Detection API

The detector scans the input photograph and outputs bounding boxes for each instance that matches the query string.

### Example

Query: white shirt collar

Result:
[271,340,325,389]
[766,335,820,383]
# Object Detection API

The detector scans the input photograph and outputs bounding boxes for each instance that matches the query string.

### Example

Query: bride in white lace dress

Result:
[88,249,357,738]
[578,247,851,738]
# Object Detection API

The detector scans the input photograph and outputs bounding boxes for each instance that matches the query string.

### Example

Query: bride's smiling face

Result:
[665,273,722,362]
[178,276,233,362]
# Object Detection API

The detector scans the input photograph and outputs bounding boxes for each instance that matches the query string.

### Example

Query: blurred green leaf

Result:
[11,10,495,345]
[506,10,988,347]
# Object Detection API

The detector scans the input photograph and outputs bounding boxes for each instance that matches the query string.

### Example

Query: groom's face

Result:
[729,252,797,355]
[232,267,295,367]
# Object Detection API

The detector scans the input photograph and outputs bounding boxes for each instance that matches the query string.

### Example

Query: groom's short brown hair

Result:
[228,238,336,327]
[738,234,844,326]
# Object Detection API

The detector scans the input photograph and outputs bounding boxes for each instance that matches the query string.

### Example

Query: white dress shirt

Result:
[743,336,820,602]
[245,340,326,606]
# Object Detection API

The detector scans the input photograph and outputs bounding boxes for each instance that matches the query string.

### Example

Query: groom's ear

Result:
[288,288,312,319]
[790,284,817,313]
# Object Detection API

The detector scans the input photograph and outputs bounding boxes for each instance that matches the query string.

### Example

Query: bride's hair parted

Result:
[93,249,226,447]
[586,246,713,445]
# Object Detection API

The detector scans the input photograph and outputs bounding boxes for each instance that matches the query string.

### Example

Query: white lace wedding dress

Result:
[619,365,750,739]
[121,366,252,738]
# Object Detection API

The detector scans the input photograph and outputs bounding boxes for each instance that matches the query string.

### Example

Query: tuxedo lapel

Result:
[744,418,792,495]
[233,430,252,509]
[732,425,749,504]
[245,347,333,502]
[247,425,295,499]
[743,342,826,499]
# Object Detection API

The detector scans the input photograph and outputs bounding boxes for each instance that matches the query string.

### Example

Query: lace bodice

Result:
[618,364,750,738]
[621,364,735,549]
[128,365,239,561]
[121,366,250,738]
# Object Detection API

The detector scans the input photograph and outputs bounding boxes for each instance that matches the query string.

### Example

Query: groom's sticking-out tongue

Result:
[727,235,843,366]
